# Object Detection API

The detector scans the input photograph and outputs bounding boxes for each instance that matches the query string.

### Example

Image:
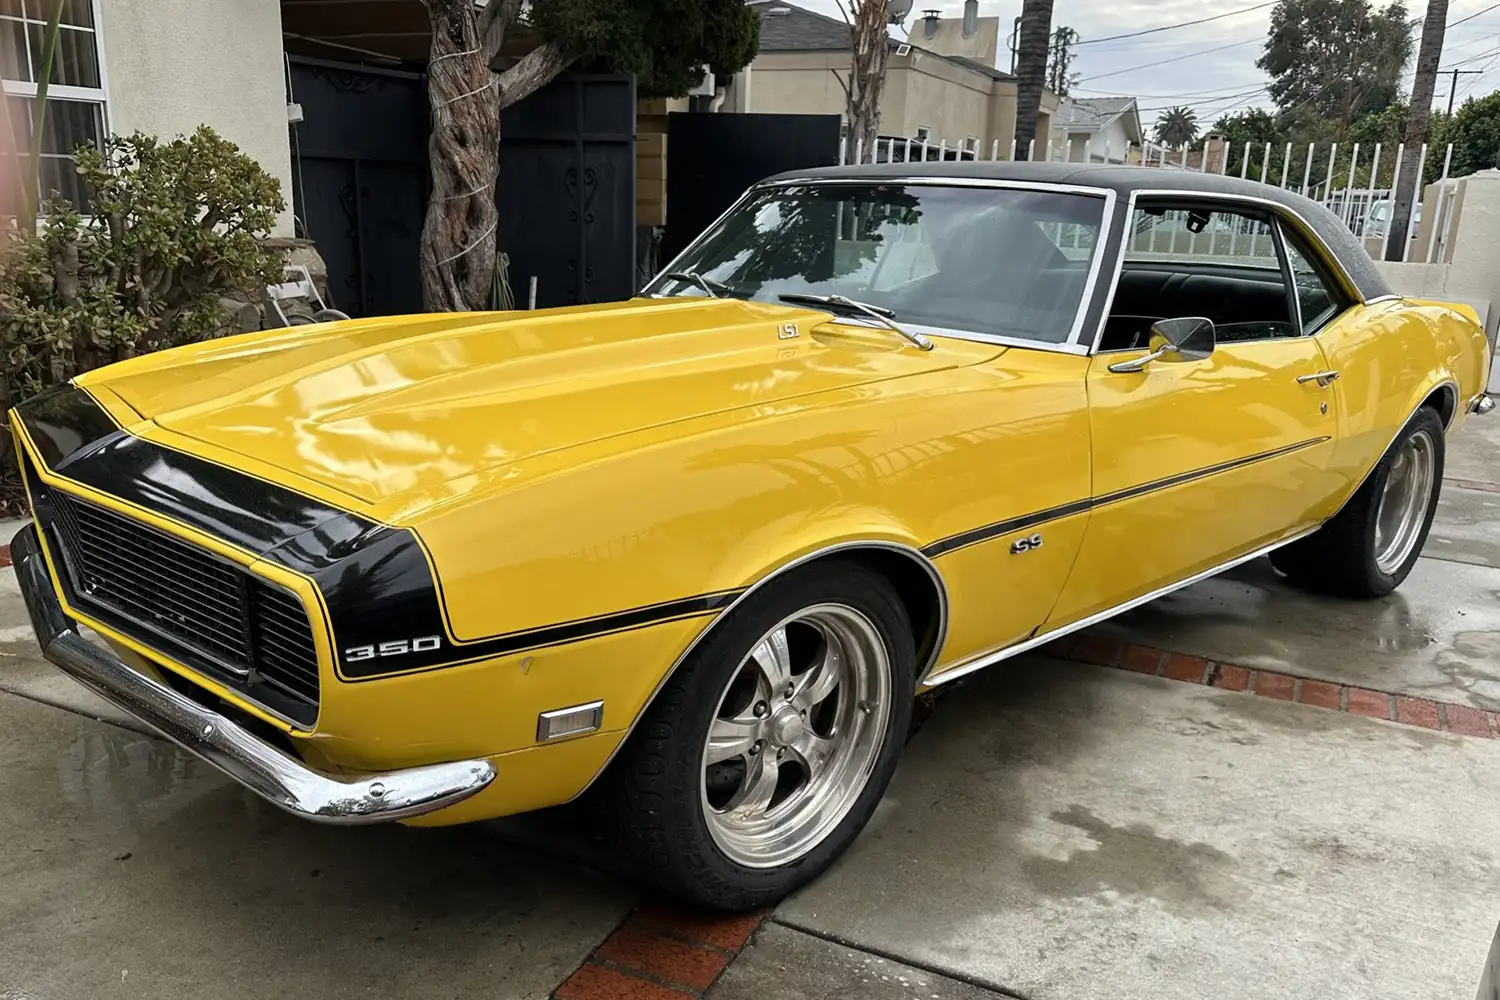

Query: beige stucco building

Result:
[1,0,297,234]
[727,1,1058,158]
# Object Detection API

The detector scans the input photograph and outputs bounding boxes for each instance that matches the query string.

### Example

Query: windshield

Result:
[646,183,1108,344]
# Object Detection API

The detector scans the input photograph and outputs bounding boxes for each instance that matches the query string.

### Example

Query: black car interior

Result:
[1098,205,1339,351]
[1101,262,1297,350]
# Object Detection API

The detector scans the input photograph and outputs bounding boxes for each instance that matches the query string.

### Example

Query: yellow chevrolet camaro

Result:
[10,163,1493,909]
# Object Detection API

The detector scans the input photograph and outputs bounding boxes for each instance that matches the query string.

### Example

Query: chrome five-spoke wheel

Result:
[1373,427,1437,575]
[604,560,914,909]
[701,604,891,869]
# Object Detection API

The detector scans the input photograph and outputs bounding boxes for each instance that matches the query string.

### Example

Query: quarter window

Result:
[1,0,106,214]
[1279,227,1345,334]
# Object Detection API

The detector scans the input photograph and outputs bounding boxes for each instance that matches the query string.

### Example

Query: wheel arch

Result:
[1421,380,1458,430]
[571,539,948,799]
[1326,376,1458,523]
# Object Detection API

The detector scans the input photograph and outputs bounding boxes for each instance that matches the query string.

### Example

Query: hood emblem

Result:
[779,322,800,340]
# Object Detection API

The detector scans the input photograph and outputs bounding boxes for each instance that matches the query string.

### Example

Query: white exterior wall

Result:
[99,0,294,236]
[1374,170,1500,356]
[1055,117,1134,163]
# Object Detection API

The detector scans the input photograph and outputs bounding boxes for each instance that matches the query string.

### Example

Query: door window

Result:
[1101,202,1301,350]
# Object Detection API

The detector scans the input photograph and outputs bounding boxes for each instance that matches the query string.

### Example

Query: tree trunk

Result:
[419,0,575,311]
[1387,0,1447,259]
[845,0,889,163]
[1012,0,1054,161]
[421,0,502,311]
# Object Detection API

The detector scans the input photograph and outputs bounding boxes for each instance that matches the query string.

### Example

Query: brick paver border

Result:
[1044,632,1500,738]
[1445,477,1500,494]
[552,901,767,1000]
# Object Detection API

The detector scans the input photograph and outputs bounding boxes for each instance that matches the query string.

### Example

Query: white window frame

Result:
[1,0,112,210]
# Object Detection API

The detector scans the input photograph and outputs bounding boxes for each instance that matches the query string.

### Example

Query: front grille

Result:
[44,489,321,724]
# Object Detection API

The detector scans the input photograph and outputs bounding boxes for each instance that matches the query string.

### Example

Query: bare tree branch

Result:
[829,68,850,99]
[478,0,523,62]
[496,42,577,110]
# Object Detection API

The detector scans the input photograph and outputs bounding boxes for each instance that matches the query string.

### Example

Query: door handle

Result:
[1297,371,1341,387]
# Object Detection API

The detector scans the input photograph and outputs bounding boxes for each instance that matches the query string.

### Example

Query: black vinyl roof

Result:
[761,161,1394,302]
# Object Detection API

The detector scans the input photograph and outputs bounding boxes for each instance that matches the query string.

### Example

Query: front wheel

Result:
[601,560,915,910]
[1272,407,1444,598]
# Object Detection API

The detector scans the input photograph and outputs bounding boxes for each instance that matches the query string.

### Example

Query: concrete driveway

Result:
[3,419,1499,1000]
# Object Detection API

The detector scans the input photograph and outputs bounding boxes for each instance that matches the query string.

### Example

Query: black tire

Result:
[1271,406,1445,598]
[599,559,916,911]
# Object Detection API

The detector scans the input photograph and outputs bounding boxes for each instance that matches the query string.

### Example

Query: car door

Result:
[1045,198,1342,626]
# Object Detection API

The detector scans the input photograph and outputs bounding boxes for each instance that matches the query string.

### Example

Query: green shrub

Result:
[1,125,285,516]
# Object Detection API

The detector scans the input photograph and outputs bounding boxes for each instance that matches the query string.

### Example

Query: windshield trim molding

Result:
[643,177,1117,354]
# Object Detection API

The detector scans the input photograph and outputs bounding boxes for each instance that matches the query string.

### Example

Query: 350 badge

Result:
[343,636,443,663]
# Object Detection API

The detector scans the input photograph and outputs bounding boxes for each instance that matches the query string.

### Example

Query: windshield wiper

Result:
[665,270,731,298]
[778,293,934,352]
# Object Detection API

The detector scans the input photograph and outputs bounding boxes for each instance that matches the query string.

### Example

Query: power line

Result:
[1449,1,1500,29]
[1075,36,1262,84]
[1074,2,1274,46]
[1448,42,1500,66]
[1073,82,1268,99]
[1137,88,1270,115]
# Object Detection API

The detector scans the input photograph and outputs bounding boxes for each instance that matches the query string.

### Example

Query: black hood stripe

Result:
[12,384,740,682]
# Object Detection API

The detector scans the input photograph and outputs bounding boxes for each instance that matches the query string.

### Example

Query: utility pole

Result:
[1445,68,1483,115]
[1387,0,1448,259]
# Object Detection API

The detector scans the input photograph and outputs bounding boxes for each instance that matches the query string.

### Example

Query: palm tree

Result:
[1012,0,1054,160]
[1387,0,1447,258]
[1154,106,1200,149]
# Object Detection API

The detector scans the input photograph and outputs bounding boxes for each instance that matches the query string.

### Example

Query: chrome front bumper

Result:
[10,525,496,824]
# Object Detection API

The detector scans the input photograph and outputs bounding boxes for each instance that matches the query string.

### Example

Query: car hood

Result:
[90,298,999,505]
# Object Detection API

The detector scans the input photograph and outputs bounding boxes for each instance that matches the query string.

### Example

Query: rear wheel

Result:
[1271,407,1444,598]
[601,561,915,910]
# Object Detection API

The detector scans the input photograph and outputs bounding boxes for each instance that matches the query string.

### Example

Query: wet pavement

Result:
[777,656,1500,1000]
[2,419,1498,999]
[1090,417,1500,710]
[0,692,637,1000]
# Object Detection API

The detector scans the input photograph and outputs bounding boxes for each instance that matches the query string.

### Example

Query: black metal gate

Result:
[496,74,637,308]
[289,57,428,318]
[663,112,842,262]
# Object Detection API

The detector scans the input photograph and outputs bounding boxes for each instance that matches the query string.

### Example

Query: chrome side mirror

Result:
[1108,317,1216,373]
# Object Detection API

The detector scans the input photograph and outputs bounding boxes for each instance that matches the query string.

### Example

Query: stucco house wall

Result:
[101,0,295,235]
[885,51,992,148]
[739,48,1054,156]
[745,50,850,119]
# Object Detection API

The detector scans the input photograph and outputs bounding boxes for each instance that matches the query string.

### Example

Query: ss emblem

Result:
[344,635,442,663]
[1010,533,1044,555]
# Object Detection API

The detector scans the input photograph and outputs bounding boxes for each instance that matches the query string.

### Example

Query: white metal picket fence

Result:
[838,134,1461,265]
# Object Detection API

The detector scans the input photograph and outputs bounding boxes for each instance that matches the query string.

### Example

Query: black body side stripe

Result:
[922,436,1331,559]
[381,589,749,675]
[923,499,1093,559]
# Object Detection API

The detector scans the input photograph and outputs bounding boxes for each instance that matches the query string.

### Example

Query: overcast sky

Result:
[793,0,1500,130]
